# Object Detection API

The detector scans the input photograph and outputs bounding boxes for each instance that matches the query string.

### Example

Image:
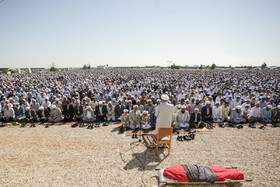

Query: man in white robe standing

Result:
[154,94,174,135]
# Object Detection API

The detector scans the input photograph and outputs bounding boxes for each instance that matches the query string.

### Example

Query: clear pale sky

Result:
[0,0,279,68]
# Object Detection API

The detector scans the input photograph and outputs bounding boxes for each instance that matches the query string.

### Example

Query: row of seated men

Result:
[121,102,280,131]
[1,100,110,124]
[1,99,280,130]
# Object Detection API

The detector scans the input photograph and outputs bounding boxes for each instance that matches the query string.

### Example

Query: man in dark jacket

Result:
[115,100,125,121]
[63,100,74,122]
[95,101,108,122]
[25,107,37,123]
[74,100,83,121]
[201,101,213,124]
[37,106,50,123]
[189,108,204,129]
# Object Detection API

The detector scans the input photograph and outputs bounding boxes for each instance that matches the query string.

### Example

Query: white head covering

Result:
[236,105,242,109]
[39,106,44,110]
[277,105,280,109]
[52,105,56,109]
[161,94,169,101]
[267,105,272,109]
[123,109,128,113]
[143,110,148,114]
[181,105,186,109]
[98,101,103,105]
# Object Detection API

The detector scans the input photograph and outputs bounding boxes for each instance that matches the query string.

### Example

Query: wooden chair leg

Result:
[168,143,171,155]
[152,137,155,148]
[156,144,159,156]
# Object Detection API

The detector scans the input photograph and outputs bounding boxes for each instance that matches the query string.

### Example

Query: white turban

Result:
[161,94,169,101]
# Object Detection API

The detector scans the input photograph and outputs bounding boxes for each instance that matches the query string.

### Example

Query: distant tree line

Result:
[83,64,91,69]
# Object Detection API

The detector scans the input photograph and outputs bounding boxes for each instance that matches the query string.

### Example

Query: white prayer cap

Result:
[39,106,44,110]
[108,101,112,104]
[181,105,186,109]
[128,100,132,103]
[87,106,92,109]
[236,105,242,109]
[267,105,272,109]
[277,105,280,109]
[15,102,19,105]
[161,94,169,101]
[147,99,152,102]
[133,105,138,108]
[215,101,220,105]
[123,109,128,113]
[245,104,250,107]
[98,101,103,105]
[177,104,181,109]
[143,110,148,114]
[8,103,13,107]
[136,99,140,102]
[206,101,211,105]
[255,102,260,105]
[157,99,161,102]
[52,105,56,109]
[236,95,240,98]
[55,98,59,101]
[26,107,30,110]
[194,108,199,111]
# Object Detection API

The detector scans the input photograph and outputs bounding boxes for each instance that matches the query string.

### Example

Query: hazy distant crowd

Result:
[0,68,279,129]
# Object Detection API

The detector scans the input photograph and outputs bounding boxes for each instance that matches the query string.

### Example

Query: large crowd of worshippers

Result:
[0,68,279,129]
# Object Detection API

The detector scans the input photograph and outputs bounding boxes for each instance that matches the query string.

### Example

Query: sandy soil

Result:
[0,123,279,187]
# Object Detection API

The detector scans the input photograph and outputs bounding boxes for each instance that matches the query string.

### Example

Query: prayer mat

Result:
[195,128,212,132]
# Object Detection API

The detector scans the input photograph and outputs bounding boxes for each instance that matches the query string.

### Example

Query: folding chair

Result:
[152,127,173,156]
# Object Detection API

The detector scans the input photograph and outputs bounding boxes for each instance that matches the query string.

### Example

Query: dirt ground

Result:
[0,123,279,187]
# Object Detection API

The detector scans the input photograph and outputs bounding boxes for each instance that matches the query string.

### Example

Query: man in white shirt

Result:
[230,95,242,112]
[175,105,190,129]
[248,102,261,127]
[212,102,223,123]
